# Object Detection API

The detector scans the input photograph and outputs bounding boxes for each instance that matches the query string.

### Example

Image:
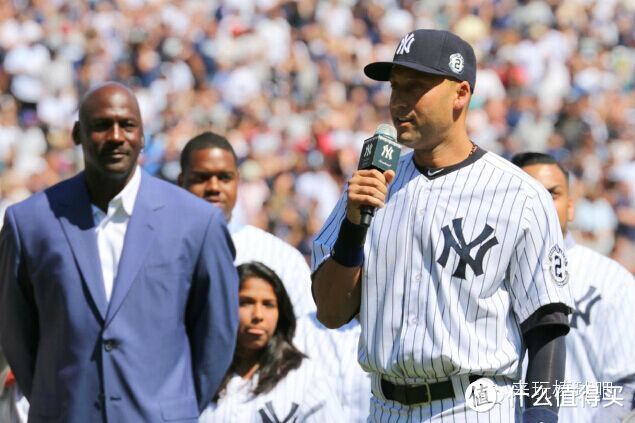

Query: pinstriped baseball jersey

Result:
[312,147,574,386]
[198,358,345,422]
[230,223,316,318]
[559,236,635,423]
[0,365,27,423]
[369,374,519,422]
[295,314,372,423]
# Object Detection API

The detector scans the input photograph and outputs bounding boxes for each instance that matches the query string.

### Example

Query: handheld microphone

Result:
[357,124,401,227]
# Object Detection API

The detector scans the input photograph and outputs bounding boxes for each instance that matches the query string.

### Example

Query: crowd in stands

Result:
[0,0,633,271]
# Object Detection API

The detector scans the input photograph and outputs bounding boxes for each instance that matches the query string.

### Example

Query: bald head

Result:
[73,81,144,182]
[79,82,141,126]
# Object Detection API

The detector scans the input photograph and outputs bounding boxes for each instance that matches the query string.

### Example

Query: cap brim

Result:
[364,60,454,82]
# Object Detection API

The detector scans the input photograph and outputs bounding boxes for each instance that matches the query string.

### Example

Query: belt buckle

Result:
[408,382,432,406]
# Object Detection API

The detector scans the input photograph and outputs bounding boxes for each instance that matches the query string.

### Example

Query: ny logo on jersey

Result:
[258,401,300,423]
[381,144,394,160]
[437,218,499,279]
[396,32,415,55]
[570,286,601,329]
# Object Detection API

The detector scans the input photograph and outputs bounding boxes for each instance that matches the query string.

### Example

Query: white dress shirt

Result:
[92,167,141,302]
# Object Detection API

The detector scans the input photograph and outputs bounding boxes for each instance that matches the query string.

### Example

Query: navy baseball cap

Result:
[364,29,477,92]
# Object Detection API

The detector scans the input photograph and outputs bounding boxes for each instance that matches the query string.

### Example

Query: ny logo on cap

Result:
[448,53,464,74]
[396,33,415,55]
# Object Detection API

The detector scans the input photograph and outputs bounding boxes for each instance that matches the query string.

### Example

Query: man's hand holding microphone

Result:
[313,124,400,328]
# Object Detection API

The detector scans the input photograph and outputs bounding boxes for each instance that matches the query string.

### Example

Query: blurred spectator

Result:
[0,0,632,270]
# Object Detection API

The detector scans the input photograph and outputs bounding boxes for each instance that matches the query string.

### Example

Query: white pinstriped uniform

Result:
[0,366,27,423]
[198,358,345,422]
[230,223,316,318]
[295,314,372,422]
[312,148,574,421]
[559,236,635,423]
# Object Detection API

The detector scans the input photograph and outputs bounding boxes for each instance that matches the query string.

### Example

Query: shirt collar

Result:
[117,166,142,216]
[227,218,244,235]
[95,166,141,218]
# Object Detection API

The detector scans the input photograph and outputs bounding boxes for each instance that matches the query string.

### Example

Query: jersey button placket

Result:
[418,179,432,216]
[408,274,422,326]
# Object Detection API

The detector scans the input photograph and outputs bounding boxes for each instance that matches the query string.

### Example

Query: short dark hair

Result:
[179,131,237,172]
[510,152,569,182]
[216,261,306,399]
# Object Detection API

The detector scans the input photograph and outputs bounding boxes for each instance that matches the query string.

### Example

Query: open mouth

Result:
[395,117,413,125]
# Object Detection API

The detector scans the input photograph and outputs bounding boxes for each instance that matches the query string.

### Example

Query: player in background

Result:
[512,152,635,423]
[179,131,370,421]
[178,131,316,319]
[312,29,574,422]
[199,261,344,422]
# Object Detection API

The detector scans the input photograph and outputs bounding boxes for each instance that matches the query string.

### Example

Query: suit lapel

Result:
[56,173,108,320]
[105,172,163,327]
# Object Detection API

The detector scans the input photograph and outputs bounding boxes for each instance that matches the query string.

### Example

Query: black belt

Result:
[381,375,482,406]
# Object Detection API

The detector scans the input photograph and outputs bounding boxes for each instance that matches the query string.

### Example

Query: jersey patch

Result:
[547,245,569,287]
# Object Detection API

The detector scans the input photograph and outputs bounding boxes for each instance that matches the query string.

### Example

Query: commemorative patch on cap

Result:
[547,244,569,287]
[448,53,465,74]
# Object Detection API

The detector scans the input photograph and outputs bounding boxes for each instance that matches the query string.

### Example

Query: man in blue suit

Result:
[0,82,239,422]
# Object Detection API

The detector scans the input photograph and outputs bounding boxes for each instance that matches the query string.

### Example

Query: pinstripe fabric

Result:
[199,358,345,422]
[0,365,27,423]
[368,374,519,422]
[231,224,316,318]
[558,238,635,423]
[312,149,574,421]
[295,314,372,422]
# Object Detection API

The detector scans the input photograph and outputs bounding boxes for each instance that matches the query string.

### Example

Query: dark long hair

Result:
[216,261,306,398]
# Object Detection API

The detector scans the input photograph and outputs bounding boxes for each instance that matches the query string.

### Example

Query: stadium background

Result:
[0,0,633,272]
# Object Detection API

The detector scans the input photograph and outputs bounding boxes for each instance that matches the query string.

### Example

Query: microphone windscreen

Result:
[358,124,401,172]
[375,123,397,140]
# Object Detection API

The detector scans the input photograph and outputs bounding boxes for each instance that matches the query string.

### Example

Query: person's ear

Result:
[567,197,574,223]
[72,121,81,146]
[454,81,470,111]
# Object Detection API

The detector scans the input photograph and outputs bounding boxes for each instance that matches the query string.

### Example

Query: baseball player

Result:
[312,29,574,422]
[512,152,635,423]
[178,131,316,319]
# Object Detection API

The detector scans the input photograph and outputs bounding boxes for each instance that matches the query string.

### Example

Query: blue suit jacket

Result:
[0,171,239,422]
